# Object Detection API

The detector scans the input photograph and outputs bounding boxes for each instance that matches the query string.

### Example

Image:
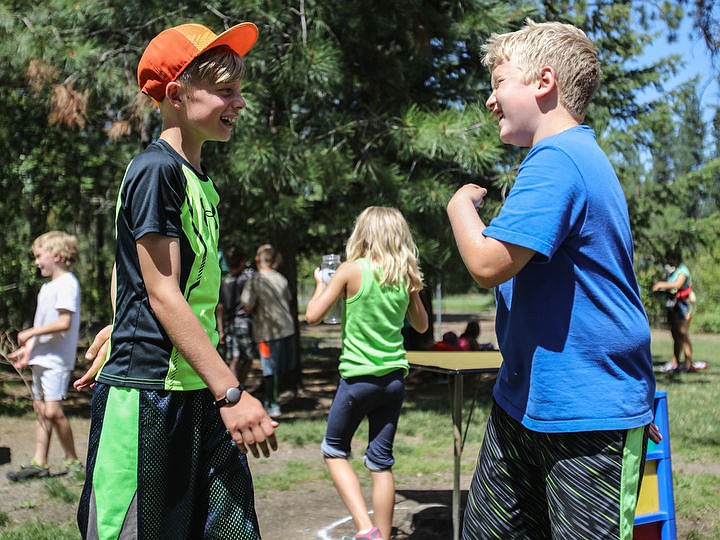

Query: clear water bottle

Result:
[321,254,342,324]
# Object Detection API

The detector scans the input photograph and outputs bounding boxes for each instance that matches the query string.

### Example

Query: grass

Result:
[254,330,720,537]
[0,472,83,539]
[432,293,495,314]
[0,519,78,540]
[254,459,327,492]
[273,417,327,447]
[42,479,78,505]
[650,332,720,538]
[651,333,720,459]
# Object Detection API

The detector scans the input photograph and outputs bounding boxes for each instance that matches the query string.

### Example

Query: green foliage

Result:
[215,0,531,296]
[0,0,718,333]
[690,244,720,333]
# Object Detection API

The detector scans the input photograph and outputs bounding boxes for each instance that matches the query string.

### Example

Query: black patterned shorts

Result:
[462,402,648,540]
[78,384,260,539]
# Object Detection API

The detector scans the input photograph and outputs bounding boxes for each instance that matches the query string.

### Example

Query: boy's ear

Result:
[165,81,183,108]
[536,66,557,98]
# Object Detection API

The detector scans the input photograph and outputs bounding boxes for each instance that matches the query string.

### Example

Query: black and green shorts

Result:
[77,383,260,539]
[462,403,648,540]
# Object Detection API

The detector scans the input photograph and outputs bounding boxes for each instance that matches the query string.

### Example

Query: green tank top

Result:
[339,258,410,379]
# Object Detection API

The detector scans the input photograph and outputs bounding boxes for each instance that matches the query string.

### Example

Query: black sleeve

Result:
[121,147,185,240]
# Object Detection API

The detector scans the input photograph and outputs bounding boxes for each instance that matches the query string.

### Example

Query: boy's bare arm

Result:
[74,324,112,391]
[10,310,73,368]
[137,233,277,457]
[447,184,535,288]
[74,265,116,391]
[17,310,73,347]
[652,273,687,292]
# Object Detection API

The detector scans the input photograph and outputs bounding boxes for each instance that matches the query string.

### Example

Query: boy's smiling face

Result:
[486,59,539,148]
[33,246,57,278]
[181,80,246,143]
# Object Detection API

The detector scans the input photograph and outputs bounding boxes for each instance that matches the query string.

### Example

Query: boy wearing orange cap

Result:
[76,22,277,539]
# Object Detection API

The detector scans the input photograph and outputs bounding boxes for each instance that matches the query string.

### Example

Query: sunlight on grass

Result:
[252,331,720,535]
[433,293,494,314]
[0,307,717,537]
[253,459,326,492]
[652,333,720,459]
[43,478,77,504]
[278,418,327,447]
[674,473,720,539]
[0,518,78,540]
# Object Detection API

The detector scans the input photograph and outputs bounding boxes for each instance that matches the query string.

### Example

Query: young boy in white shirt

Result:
[8,230,82,480]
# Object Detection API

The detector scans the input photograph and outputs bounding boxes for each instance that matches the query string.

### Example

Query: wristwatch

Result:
[213,386,244,408]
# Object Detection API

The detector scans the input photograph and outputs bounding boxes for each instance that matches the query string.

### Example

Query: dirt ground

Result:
[0,321,715,539]
[0,414,458,539]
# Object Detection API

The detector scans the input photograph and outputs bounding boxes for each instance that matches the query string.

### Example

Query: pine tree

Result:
[1,0,718,331]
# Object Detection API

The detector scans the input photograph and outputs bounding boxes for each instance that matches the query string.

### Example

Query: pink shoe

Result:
[355,527,382,539]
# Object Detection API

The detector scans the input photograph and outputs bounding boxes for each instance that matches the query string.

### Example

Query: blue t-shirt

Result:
[484,126,655,433]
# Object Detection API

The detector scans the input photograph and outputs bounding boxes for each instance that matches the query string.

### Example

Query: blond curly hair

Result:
[32,231,78,266]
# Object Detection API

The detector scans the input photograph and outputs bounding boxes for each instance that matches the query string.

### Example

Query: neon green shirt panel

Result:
[165,164,221,390]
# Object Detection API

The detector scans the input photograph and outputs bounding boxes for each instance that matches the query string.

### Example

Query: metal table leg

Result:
[452,372,463,540]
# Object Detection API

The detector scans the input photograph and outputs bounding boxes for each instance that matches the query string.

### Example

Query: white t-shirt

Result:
[28,272,81,370]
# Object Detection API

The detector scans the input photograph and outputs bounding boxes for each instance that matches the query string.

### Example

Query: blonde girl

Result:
[306,206,428,540]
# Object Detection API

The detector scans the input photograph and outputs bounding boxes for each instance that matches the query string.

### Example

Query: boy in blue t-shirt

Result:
[75,22,277,539]
[447,20,656,540]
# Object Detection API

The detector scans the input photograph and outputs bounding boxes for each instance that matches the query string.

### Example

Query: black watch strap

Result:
[213,385,244,408]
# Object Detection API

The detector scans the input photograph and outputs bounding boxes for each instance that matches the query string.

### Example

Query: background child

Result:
[240,244,296,417]
[457,321,478,351]
[217,245,256,385]
[447,21,656,539]
[306,206,428,540]
[7,231,82,480]
[431,331,461,351]
[75,22,277,539]
[458,320,495,352]
[652,250,703,373]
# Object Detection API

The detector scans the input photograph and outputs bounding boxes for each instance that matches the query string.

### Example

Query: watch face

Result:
[226,386,242,404]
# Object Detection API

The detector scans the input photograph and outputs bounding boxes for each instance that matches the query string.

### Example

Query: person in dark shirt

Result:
[217,246,256,385]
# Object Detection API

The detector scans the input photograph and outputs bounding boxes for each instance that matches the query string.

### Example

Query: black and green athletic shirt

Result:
[97,139,221,391]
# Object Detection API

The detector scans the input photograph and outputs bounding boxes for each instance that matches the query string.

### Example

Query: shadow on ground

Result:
[393,489,470,539]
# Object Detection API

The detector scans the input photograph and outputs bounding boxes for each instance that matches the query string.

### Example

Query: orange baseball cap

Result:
[137,22,258,102]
